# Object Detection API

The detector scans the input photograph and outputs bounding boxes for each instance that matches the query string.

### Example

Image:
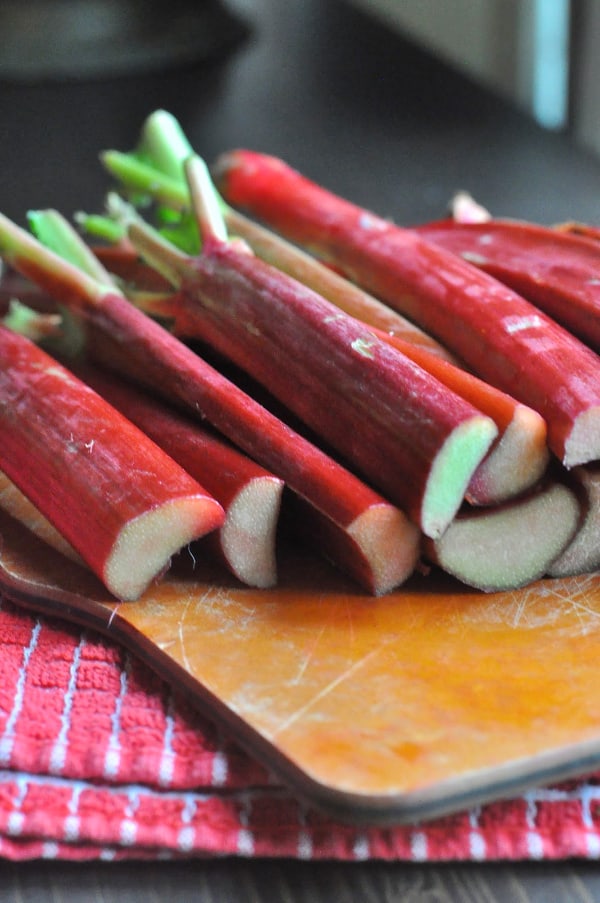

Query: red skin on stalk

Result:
[92,217,548,508]
[416,217,600,352]
[0,325,224,601]
[74,362,284,589]
[214,149,600,469]
[0,215,419,595]
[169,237,497,539]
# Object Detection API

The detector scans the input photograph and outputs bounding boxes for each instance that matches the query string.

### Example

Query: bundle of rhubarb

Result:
[1,110,600,601]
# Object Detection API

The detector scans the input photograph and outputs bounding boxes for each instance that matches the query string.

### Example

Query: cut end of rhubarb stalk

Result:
[421,415,498,538]
[220,476,283,589]
[547,465,600,577]
[426,482,580,592]
[563,406,600,468]
[347,503,421,596]
[466,405,549,506]
[104,495,223,601]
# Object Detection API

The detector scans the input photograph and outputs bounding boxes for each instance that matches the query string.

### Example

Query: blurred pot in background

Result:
[0,0,249,80]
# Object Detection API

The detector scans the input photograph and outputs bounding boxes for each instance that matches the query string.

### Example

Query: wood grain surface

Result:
[3,858,600,902]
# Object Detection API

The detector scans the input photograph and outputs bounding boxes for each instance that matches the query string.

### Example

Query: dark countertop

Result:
[2,1,600,899]
[3,0,600,227]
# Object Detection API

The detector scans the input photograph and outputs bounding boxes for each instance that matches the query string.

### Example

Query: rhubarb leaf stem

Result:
[74,211,126,245]
[139,109,193,180]
[0,212,108,309]
[2,299,62,342]
[127,220,190,288]
[185,155,229,246]
[101,150,189,210]
[28,209,115,286]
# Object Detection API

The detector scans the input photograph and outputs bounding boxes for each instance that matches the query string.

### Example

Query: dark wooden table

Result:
[2,0,600,898]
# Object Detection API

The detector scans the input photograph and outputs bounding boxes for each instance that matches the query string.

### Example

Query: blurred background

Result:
[1,0,598,156]
[2,0,600,226]
[347,0,599,157]
[0,0,250,79]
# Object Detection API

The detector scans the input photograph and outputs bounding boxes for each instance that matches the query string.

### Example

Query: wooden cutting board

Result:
[2,506,600,825]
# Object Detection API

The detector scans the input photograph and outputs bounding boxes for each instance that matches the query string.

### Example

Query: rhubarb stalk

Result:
[98,130,548,506]
[0,324,225,600]
[415,217,600,352]
[74,362,284,589]
[0,211,420,595]
[100,110,455,359]
[129,155,498,539]
[370,329,549,505]
[214,149,600,469]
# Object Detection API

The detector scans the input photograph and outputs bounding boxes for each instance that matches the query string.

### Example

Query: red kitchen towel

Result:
[1,594,600,863]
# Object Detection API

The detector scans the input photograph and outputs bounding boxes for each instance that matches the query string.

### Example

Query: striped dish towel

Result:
[1,595,600,862]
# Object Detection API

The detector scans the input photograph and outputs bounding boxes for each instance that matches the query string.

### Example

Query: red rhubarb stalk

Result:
[117,260,546,506]
[87,199,547,506]
[415,217,600,352]
[224,208,455,360]
[131,156,498,539]
[0,212,419,595]
[74,362,284,588]
[0,324,225,600]
[369,329,549,505]
[214,150,600,469]
[84,215,548,506]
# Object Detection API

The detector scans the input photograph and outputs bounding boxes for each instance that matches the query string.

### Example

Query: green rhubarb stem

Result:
[0,212,108,309]
[101,150,189,209]
[75,192,146,247]
[36,204,180,321]
[127,219,191,289]
[74,211,126,245]
[138,109,193,180]
[28,209,115,286]
[125,157,229,282]
[101,111,233,230]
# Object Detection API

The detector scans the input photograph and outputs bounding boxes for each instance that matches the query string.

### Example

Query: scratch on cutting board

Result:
[175,589,213,672]
[289,619,330,686]
[272,639,396,738]
[290,596,359,687]
[552,592,600,633]
[459,573,600,634]
[107,603,122,629]
[510,577,600,632]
